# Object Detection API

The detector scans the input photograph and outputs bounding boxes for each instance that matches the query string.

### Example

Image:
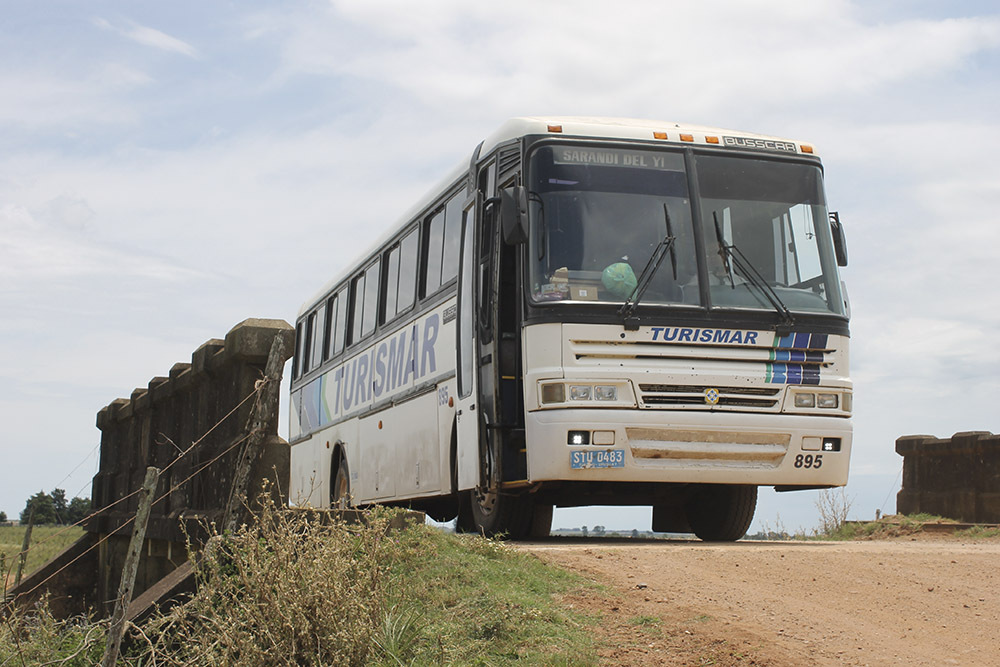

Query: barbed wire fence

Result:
[1,383,264,604]
[2,321,292,660]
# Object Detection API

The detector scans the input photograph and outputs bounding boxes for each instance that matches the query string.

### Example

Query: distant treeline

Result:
[16,488,91,526]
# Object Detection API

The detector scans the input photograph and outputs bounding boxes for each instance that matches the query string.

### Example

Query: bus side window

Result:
[349,273,365,346]
[293,321,304,379]
[440,192,463,284]
[324,293,338,359]
[381,244,400,325]
[397,228,418,312]
[303,311,317,372]
[361,260,380,338]
[329,288,347,356]
[309,303,326,371]
[422,209,445,297]
[321,300,332,363]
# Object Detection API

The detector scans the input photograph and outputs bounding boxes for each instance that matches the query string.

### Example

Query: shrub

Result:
[0,601,104,666]
[814,488,853,536]
[136,501,400,666]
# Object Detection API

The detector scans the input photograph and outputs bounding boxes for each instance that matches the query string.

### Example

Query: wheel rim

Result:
[474,424,501,517]
[334,466,349,507]
[473,485,498,516]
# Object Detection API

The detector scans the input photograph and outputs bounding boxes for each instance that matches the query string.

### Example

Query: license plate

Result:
[570,449,625,469]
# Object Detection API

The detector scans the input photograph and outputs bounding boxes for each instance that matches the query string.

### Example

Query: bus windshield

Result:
[526,144,845,316]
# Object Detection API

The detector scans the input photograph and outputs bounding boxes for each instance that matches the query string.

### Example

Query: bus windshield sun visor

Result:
[618,204,677,327]
[712,210,795,332]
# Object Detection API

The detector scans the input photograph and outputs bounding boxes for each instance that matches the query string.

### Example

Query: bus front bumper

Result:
[524,409,852,487]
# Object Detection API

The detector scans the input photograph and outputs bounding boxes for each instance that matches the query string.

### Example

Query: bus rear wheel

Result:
[332,456,351,509]
[685,484,757,542]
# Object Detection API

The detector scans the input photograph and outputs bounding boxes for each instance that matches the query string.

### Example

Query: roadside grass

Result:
[2,507,597,666]
[954,525,1000,539]
[629,614,661,627]
[0,606,105,667]
[817,513,959,540]
[373,525,599,666]
[1,525,84,591]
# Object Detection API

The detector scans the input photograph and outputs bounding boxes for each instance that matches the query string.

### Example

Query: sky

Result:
[2,0,998,534]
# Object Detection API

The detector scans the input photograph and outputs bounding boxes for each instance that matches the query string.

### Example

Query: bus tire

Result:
[529,504,553,539]
[332,455,351,510]
[465,489,534,539]
[685,484,757,542]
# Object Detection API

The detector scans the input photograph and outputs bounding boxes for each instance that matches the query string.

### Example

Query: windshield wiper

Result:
[531,192,546,261]
[712,211,795,332]
[619,204,677,329]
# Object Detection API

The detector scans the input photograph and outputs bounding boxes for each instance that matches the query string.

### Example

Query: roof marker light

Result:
[653,131,668,140]
[801,144,814,154]
[547,124,563,133]
[680,134,694,142]
[706,136,720,144]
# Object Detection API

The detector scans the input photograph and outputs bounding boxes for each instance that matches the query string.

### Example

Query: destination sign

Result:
[554,148,683,170]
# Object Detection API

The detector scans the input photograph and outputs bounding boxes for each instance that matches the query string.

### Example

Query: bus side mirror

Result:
[829,211,848,267]
[500,186,529,245]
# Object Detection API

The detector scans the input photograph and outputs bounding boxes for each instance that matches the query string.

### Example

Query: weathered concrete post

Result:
[896,431,1000,522]
[225,333,287,534]
[13,507,35,588]
[102,466,160,667]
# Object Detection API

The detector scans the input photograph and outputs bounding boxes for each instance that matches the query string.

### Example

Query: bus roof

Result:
[297,116,819,317]
[479,116,818,158]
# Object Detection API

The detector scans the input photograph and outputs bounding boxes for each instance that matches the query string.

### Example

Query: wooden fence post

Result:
[224,333,286,534]
[102,466,160,667]
[13,507,35,588]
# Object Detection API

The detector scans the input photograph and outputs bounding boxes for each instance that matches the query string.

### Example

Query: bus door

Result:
[455,197,481,490]
[457,161,499,492]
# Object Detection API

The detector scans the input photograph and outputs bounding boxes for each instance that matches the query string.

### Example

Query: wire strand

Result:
[879,462,904,516]
[3,379,269,608]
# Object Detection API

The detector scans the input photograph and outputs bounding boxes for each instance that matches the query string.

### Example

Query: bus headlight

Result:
[538,381,634,408]
[594,385,618,401]
[788,390,849,413]
[794,393,816,408]
[817,393,839,409]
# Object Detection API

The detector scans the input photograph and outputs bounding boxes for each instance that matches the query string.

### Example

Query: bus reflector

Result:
[680,134,694,142]
[706,136,720,144]
[593,430,615,446]
[653,131,668,140]
[541,383,565,404]
[547,124,563,133]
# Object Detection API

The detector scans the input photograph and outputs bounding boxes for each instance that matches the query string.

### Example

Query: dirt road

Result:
[520,536,1000,666]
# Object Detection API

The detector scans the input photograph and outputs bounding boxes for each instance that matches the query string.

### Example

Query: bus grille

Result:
[566,333,833,412]
[638,384,781,409]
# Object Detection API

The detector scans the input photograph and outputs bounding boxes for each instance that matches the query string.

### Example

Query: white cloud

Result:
[94,17,199,58]
[250,2,1000,127]
[0,201,205,286]
[0,67,147,129]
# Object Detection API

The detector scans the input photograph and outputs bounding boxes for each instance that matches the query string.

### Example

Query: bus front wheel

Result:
[460,488,534,539]
[685,484,757,542]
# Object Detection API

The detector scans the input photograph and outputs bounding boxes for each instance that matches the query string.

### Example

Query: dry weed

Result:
[136,499,400,666]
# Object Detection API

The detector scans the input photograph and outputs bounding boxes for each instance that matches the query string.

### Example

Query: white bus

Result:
[288,117,851,540]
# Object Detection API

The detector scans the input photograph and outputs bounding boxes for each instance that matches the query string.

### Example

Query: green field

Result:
[1,525,84,591]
